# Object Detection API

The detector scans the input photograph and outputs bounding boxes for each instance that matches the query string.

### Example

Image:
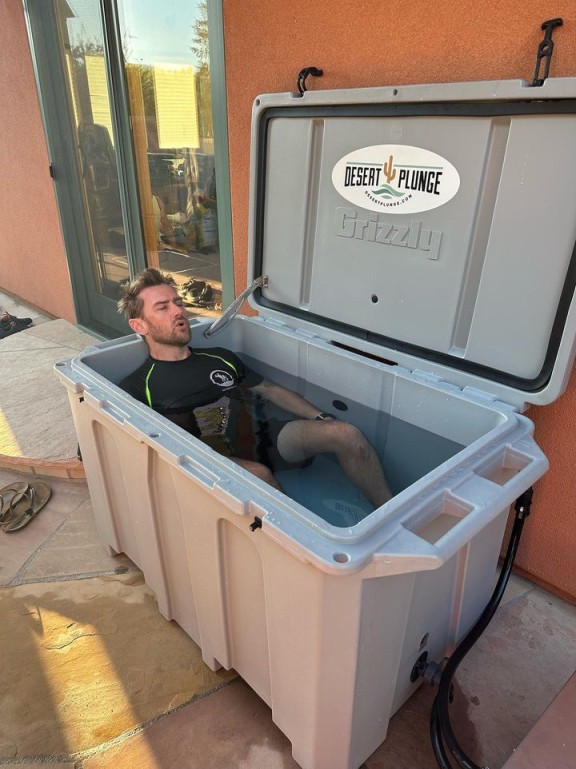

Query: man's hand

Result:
[314,412,336,421]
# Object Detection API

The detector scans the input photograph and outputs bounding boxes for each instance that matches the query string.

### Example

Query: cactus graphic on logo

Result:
[371,155,405,200]
[332,144,460,214]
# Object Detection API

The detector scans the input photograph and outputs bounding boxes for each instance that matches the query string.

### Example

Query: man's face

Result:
[131,283,191,347]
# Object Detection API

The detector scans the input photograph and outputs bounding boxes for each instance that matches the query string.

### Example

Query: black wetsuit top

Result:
[119,346,271,461]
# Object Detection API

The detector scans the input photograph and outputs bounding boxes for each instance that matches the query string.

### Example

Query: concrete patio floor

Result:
[1,289,576,768]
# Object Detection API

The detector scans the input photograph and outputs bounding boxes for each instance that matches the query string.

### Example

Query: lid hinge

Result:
[411,372,521,412]
[461,386,522,413]
[530,17,563,87]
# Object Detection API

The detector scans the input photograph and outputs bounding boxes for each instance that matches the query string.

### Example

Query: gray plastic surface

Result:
[248,78,576,407]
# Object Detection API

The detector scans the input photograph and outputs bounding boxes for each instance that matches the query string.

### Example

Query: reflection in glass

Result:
[119,0,222,317]
[57,0,129,300]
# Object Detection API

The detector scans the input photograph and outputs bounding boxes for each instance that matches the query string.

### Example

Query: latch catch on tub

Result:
[531,17,563,87]
[296,66,323,96]
[204,275,268,337]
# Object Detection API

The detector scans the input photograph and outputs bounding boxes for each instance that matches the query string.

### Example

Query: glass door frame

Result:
[23,0,234,338]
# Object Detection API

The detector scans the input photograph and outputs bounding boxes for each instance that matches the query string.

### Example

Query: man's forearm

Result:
[250,380,323,419]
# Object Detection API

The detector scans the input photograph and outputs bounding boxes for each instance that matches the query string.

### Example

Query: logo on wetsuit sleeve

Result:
[210,370,235,388]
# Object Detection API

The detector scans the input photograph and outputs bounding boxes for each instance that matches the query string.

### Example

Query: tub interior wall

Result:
[234,321,504,489]
[81,317,507,518]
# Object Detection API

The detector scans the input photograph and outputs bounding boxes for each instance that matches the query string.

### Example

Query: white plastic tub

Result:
[56,316,546,769]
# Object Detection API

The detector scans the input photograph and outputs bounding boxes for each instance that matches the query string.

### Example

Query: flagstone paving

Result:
[0,289,99,463]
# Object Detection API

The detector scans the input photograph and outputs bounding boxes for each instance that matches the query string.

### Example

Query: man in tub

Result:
[118,268,392,509]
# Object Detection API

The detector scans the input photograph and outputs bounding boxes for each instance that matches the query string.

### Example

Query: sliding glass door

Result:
[59,0,131,306]
[117,0,225,316]
[24,0,231,337]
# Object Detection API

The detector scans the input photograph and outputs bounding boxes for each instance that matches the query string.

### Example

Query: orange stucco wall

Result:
[223,0,576,601]
[1,0,575,598]
[0,1,75,322]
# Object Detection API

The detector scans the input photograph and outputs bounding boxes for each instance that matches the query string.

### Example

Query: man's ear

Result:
[128,317,148,336]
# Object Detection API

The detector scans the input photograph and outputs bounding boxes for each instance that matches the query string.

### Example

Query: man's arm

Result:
[249,379,330,420]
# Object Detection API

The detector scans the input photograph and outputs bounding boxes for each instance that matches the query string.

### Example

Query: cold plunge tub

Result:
[55,75,576,769]
[56,318,546,769]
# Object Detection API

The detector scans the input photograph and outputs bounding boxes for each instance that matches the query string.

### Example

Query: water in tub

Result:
[242,357,464,528]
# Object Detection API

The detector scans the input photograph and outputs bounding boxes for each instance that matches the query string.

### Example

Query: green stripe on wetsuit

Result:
[193,351,239,375]
[144,363,156,407]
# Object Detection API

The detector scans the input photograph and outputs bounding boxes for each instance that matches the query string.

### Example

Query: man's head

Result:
[118,268,191,355]
[117,268,176,320]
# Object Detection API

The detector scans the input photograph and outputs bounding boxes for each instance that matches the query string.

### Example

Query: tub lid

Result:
[246,77,576,406]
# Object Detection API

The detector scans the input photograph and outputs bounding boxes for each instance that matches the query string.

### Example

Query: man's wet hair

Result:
[117,268,177,320]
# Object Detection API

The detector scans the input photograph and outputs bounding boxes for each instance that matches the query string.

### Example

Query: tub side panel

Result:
[90,431,175,622]
[69,394,192,628]
[219,520,271,702]
[346,573,417,769]
[67,393,124,557]
[390,553,459,714]
[453,505,509,639]
[174,475,238,671]
[261,545,416,769]
[148,455,201,641]
[389,503,509,715]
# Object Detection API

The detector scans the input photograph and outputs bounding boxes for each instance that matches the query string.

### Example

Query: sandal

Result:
[0,482,30,523]
[2,481,52,532]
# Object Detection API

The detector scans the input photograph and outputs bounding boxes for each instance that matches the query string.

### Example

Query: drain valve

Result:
[410,651,446,688]
[410,651,429,683]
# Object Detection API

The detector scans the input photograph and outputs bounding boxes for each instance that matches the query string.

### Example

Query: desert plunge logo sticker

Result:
[332,145,460,214]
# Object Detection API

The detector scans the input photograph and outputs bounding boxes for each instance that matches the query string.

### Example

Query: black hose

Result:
[430,698,456,769]
[430,487,534,769]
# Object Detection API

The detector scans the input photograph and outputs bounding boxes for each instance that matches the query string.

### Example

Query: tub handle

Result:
[99,401,129,425]
[203,275,268,337]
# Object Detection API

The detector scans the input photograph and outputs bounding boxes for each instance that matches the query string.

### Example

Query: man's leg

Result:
[276,420,392,508]
[229,457,283,492]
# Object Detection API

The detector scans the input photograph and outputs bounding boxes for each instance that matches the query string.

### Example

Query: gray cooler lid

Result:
[247,78,576,407]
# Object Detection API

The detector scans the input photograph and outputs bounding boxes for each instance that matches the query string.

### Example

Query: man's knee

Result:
[331,421,371,456]
[234,458,277,485]
[254,463,277,485]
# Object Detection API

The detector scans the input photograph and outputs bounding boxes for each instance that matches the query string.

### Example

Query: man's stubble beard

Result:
[146,320,191,348]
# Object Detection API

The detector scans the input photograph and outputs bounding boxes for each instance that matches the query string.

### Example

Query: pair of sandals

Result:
[0,481,52,532]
